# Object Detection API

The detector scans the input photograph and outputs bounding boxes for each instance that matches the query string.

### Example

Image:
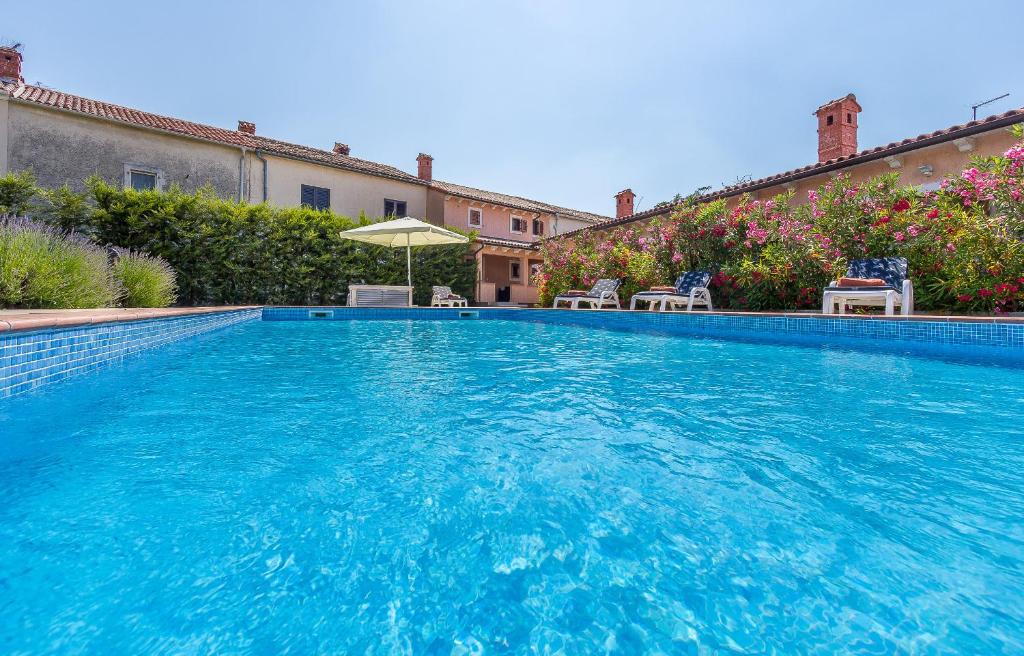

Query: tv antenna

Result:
[972,93,1009,121]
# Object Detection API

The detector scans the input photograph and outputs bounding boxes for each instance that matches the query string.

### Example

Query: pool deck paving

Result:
[0,305,1021,333]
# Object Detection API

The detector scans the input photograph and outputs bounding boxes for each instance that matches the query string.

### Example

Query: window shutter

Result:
[301,185,315,208]
[315,187,330,210]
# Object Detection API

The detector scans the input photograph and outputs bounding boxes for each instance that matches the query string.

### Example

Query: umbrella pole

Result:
[406,235,412,288]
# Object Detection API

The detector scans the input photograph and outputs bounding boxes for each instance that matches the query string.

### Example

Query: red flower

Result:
[957,294,973,302]
[978,288,994,298]
[892,199,911,213]
[926,209,939,219]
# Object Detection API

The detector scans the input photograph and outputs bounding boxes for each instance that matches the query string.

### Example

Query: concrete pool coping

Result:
[1,305,1023,334]
[0,307,262,333]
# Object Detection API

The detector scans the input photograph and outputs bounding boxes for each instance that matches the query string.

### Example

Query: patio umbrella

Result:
[338,216,469,287]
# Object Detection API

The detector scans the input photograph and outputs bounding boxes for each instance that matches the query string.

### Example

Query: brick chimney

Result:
[815,94,861,162]
[0,46,24,83]
[417,153,433,182]
[614,188,635,219]
[333,142,351,156]
[237,120,256,135]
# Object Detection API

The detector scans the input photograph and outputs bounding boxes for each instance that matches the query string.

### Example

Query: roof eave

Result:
[259,148,428,186]
[569,111,1024,237]
[9,93,251,153]
[10,90,425,187]
[725,111,1024,197]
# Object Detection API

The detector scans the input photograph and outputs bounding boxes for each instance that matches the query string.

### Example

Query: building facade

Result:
[0,45,610,305]
[424,176,608,305]
[571,93,1024,240]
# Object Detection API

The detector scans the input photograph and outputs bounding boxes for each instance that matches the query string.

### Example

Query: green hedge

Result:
[1,174,477,307]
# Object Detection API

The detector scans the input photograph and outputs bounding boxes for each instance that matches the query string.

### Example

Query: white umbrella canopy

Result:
[339,217,469,286]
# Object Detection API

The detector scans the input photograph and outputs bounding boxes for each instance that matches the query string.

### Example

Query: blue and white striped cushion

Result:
[844,258,908,290]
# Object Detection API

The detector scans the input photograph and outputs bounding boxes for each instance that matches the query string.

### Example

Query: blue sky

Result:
[4,1,1022,216]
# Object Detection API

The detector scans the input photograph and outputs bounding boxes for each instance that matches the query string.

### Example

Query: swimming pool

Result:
[2,315,1023,653]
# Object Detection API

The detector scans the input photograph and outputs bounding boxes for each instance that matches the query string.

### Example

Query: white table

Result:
[347,285,414,307]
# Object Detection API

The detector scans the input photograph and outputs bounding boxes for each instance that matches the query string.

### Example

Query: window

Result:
[130,170,157,191]
[510,215,526,233]
[846,112,853,124]
[301,184,330,210]
[532,217,544,236]
[468,207,482,227]
[384,199,407,217]
[123,163,163,191]
[509,260,522,282]
[826,115,834,126]
[529,262,542,286]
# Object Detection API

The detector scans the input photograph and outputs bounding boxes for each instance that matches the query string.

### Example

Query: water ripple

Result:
[1,319,1023,654]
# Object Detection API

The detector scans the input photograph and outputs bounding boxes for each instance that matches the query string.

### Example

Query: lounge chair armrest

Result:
[902,279,913,296]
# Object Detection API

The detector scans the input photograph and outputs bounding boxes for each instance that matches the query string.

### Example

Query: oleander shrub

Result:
[538,130,1024,314]
[112,251,177,308]
[0,216,120,309]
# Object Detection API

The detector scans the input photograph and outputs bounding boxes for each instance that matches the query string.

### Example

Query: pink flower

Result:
[894,232,905,242]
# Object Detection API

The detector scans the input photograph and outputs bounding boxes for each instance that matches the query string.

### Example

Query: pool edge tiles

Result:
[0,308,261,398]
[261,307,1024,363]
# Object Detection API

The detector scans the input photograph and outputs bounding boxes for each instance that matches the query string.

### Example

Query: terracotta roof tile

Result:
[475,235,540,250]
[431,180,610,225]
[2,81,424,185]
[1,80,614,217]
[718,107,1024,196]
[563,106,1024,237]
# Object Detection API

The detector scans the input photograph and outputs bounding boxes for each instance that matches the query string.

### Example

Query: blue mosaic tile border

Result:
[262,307,1024,363]
[0,309,260,398]
[263,307,501,322]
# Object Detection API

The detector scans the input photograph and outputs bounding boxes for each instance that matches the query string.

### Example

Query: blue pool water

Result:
[1,318,1023,654]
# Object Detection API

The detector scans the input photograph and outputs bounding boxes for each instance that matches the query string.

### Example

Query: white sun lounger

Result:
[630,271,713,311]
[552,278,621,309]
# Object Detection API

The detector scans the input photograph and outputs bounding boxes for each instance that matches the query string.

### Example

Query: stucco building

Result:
[570,93,1024,240]
[424,172,608,304]
[0,45,609,305]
